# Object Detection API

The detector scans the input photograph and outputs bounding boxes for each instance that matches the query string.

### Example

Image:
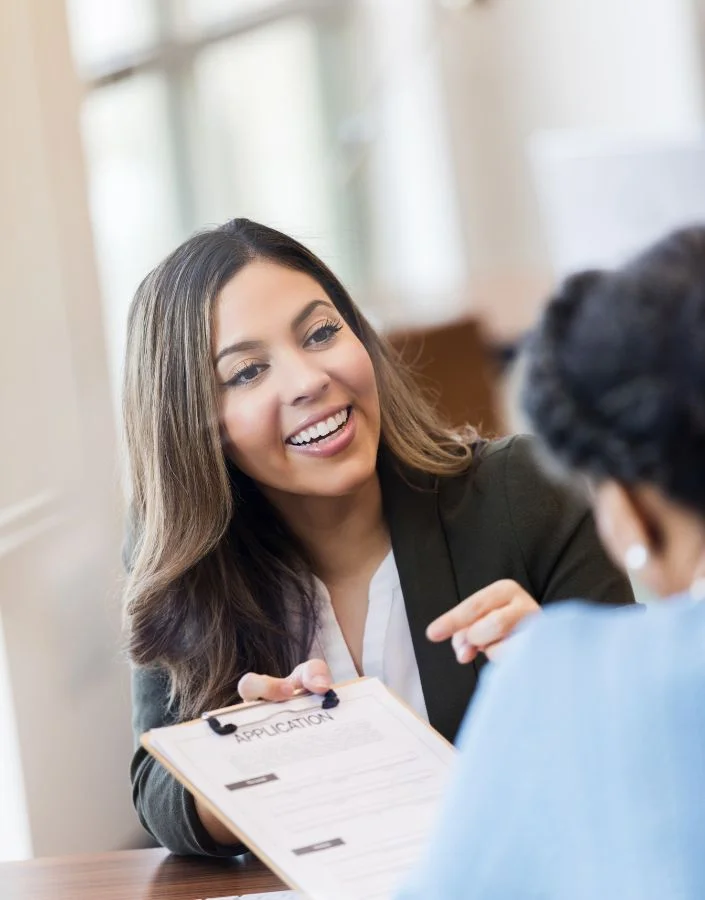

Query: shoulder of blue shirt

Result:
[456,590,705,747]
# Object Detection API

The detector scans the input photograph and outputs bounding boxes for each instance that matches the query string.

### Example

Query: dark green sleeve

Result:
[503,435,634,607]
[130,665,246,857]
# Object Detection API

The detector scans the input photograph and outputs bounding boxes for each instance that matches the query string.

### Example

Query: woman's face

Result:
[212,260,381,501]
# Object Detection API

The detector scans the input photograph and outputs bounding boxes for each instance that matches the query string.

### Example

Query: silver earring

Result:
[624,543,649,572]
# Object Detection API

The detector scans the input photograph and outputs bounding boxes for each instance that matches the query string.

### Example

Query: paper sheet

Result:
[148,678,454,900]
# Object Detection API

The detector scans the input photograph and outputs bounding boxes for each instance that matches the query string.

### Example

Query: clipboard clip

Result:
[205,716,237,736]
[322,689,339,710]
[203,689,340,736]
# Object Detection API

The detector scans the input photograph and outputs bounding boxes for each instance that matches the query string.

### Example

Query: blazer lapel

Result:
[379,456,478,742]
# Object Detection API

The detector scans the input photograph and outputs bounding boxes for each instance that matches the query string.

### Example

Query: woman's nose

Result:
[279,353,330,406]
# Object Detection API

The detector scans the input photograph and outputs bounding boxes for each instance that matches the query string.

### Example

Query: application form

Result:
[145,678,455,900]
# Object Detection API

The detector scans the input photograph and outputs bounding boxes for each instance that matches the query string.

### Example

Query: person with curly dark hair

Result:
[399,226,705,900]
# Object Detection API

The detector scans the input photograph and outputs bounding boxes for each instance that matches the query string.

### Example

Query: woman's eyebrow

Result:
[291,299,335,330]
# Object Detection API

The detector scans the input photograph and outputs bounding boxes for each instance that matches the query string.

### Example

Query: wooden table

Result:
[0,847,287,900]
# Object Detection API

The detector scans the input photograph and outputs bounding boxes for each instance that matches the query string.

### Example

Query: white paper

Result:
[148,678,454,900]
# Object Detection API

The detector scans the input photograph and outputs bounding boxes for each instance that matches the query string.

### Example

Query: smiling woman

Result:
[124,219,633,857]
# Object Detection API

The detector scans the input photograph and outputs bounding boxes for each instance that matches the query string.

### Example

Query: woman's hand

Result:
[426,579,541,662]
[195,659,332,846]
[237,658,333,702]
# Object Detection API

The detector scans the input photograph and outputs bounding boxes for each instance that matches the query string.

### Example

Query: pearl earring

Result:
[691,578,705,603]
[624,543,649,571]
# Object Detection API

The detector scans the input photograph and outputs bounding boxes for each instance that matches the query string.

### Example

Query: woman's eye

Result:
[228,363,267,387]
[305,320,343,347]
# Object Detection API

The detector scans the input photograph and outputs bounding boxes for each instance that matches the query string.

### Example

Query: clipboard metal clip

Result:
[322,689,339,710]
[203,689,340,737]
[205,716,237,736]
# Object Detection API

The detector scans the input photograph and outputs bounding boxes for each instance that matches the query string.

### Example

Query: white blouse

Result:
[309,550,429,722]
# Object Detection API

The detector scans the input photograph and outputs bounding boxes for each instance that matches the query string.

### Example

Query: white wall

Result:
[436,0,705,329]
[0,0,139,860]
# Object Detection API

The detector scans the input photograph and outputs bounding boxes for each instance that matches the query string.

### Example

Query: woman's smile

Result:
[285,405,356,457]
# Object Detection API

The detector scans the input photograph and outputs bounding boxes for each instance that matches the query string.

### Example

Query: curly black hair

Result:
[522,226,705,516]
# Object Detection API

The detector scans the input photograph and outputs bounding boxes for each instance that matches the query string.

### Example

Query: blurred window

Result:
[65,0,360,413]
[180,0,285,30]
[80,72,183,400]
[66,0,160,71]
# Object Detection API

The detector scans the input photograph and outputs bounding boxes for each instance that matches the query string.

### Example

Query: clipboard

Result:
[141,677,455,900]
[142,686,349,895]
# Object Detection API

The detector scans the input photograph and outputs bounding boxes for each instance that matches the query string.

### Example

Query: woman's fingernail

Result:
[455,643,470,663]
[311,675,331,690]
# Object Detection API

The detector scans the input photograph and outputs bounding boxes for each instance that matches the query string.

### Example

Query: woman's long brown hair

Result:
[123,219,477,718]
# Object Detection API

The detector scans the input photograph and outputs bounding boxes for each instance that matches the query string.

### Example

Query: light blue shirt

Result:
[398,596,705,900]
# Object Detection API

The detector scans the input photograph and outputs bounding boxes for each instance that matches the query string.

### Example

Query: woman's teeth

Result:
[289,408,349,445]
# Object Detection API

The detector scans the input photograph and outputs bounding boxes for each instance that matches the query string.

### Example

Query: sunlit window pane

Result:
[65,0,160,71]
[180,0,282,31]
[80,74,185,409]
[190,16,346,276]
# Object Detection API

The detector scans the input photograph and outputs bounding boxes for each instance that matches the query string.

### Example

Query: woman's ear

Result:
[593,481,662,573]
[593,481,687,598]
